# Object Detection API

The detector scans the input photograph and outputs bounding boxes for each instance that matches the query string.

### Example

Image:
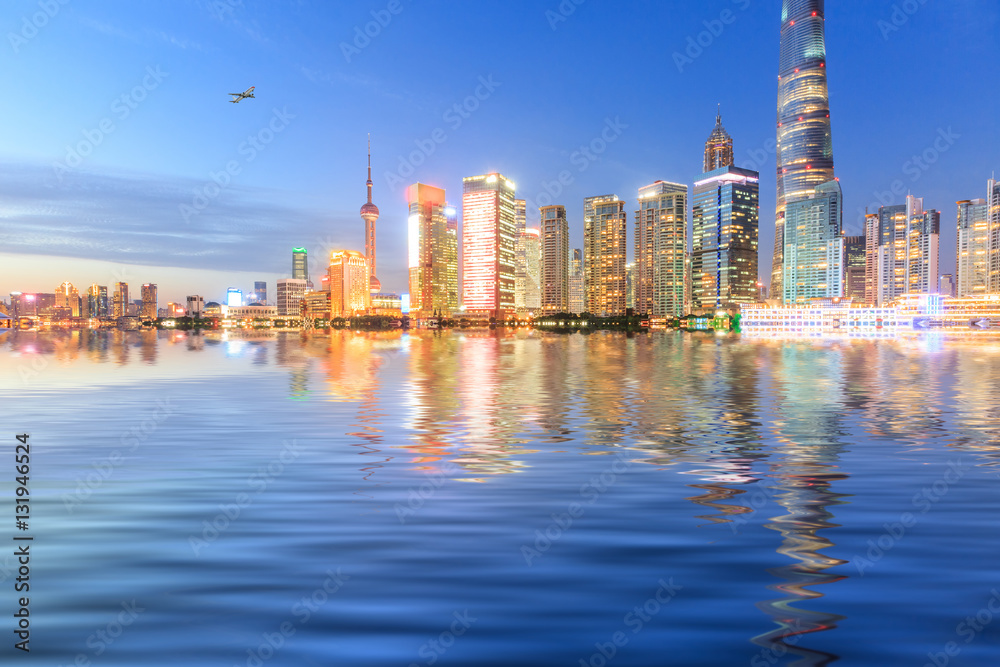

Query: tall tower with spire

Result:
[360,135,381,293]
[703,105,734,173]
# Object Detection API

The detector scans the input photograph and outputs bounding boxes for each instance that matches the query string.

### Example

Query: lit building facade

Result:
[691,167,759,310]
[569,248,584,314]
[635,181,688,317]
[703,107,734,172]
[141,283,157,319]
[86,284,108,319]
[584,195,627,316]
[515,228,541,312]
[292,248,309,283]
[939,274,956,297]
[782,179,844,305]
[462,173,517,318]
[541,205,569,313]
[987,178,1000,292]
[407,183,459,318]
[186,295,204,319]
[957,198,989,297]
[252,281,267,305]
[515,199,526,235]
[113,282,129,318]
[226,288,243,308]
[329,249,371,317]
[276,279,308,317]
[772,0,836,300]
[55,282,81,317]
[864,213,879,305]
[876,196,939,303]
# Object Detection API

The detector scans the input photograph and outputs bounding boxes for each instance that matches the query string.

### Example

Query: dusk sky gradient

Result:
[1,0,997,304]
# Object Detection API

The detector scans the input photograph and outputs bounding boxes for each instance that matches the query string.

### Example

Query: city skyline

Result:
[1,1,997,304]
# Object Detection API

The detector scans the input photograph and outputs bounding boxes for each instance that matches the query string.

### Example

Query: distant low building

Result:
[370,293,403,317]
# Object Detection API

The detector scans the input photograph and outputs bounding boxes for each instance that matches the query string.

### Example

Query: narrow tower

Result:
[703,105,734,173]
[360,135,381,293]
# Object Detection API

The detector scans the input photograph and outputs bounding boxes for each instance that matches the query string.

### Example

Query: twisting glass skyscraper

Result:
[772,0,835,299]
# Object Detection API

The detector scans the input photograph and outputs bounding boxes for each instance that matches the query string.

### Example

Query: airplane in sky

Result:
[229,86,255,103]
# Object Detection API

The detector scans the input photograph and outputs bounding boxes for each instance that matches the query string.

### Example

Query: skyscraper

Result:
[55,282,80,317]
[113,282,129,318]
[515,199,527,236]
[292,248,309,282]
[692,167,759,310]
[876,196,939,302]
[569,248,584,314]
[957,198,989,297]
[843,235,866,302]
[253,281,267,305]
[329,250,371,317]
[906,202,940,295]
[635,181,688,317]
[864,212,880,305]
[407,183,460,318]
[86,284,108,319]
[773,0,836,300]
[540,205,569,313]
[141,283,157,319]
[782,179,844,304]
[462,173,517,319]
[515,228,541,312]
[703,106,734,173]
[988,178,1000,292]
[360,136,381,294]
[584,195,627,317]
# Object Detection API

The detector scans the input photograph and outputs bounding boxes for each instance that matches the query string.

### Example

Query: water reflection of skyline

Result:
[7,329,1000,662]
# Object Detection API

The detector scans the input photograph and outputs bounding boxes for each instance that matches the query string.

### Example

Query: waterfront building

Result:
[864,212,879,305]
[741,301,899,337]
[407,183,459,318]
[167,303,185,317]
[876,196,939,303]
[692,167,759,310]
[302,291,332,321]
[276,279,308,317]
[569,249,584,314]
[782,180,844,305]
[462,172,517,319]
[957,198,989,296]
[843,235,866,303]
[541,205,569,313]
[226,288,243,308]
[113,282,129,318]
[329,249,371,317]
[584,195,627,316]
[635,181,688,317]
[515,227,541,313]
[186,295,204,319]
[86,284,109,319]
[360,137,381,295]
[55,282,81,317]
[990,178,1000,292]
[370,293,403,317]
[292,247,309,285]
[141,283,157,319]
[772,0,836,300]
[703,106,734,173]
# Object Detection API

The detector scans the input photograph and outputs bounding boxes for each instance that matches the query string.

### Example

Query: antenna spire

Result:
[366,133,373,204]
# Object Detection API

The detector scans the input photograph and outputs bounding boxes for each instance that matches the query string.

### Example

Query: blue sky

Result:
[1,0,997,304]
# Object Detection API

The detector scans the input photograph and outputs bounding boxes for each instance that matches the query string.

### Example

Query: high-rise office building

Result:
[843,235,866,302]
[113,282,129,318]
[988,178,1000,292]
[635,181,688,317]
[462,173,517,318]
[85,284,108,319]
[252,281,267,305]
[329,250,371,317]
[515,199,527,236]
[360,136,381,294]
[540,205,569,313]
[772,0,836,300]
[292,248,309,283]
[692,167,759,310]
[782,180,844,304]
[876,195,939,303]
[141,283,157,319]
[703,107,734,173]
[956,198,989,297]
[407,183,459,318]
[864,212,880,305]
[55,282,80,317]
[569,248,584,314]
[584,195,627,316]
[515,228,541,312]
[276,280,308,317]
[186,295,204,319]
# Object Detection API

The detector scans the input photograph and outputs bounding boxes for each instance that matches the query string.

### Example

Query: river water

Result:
[2,329,999,666]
